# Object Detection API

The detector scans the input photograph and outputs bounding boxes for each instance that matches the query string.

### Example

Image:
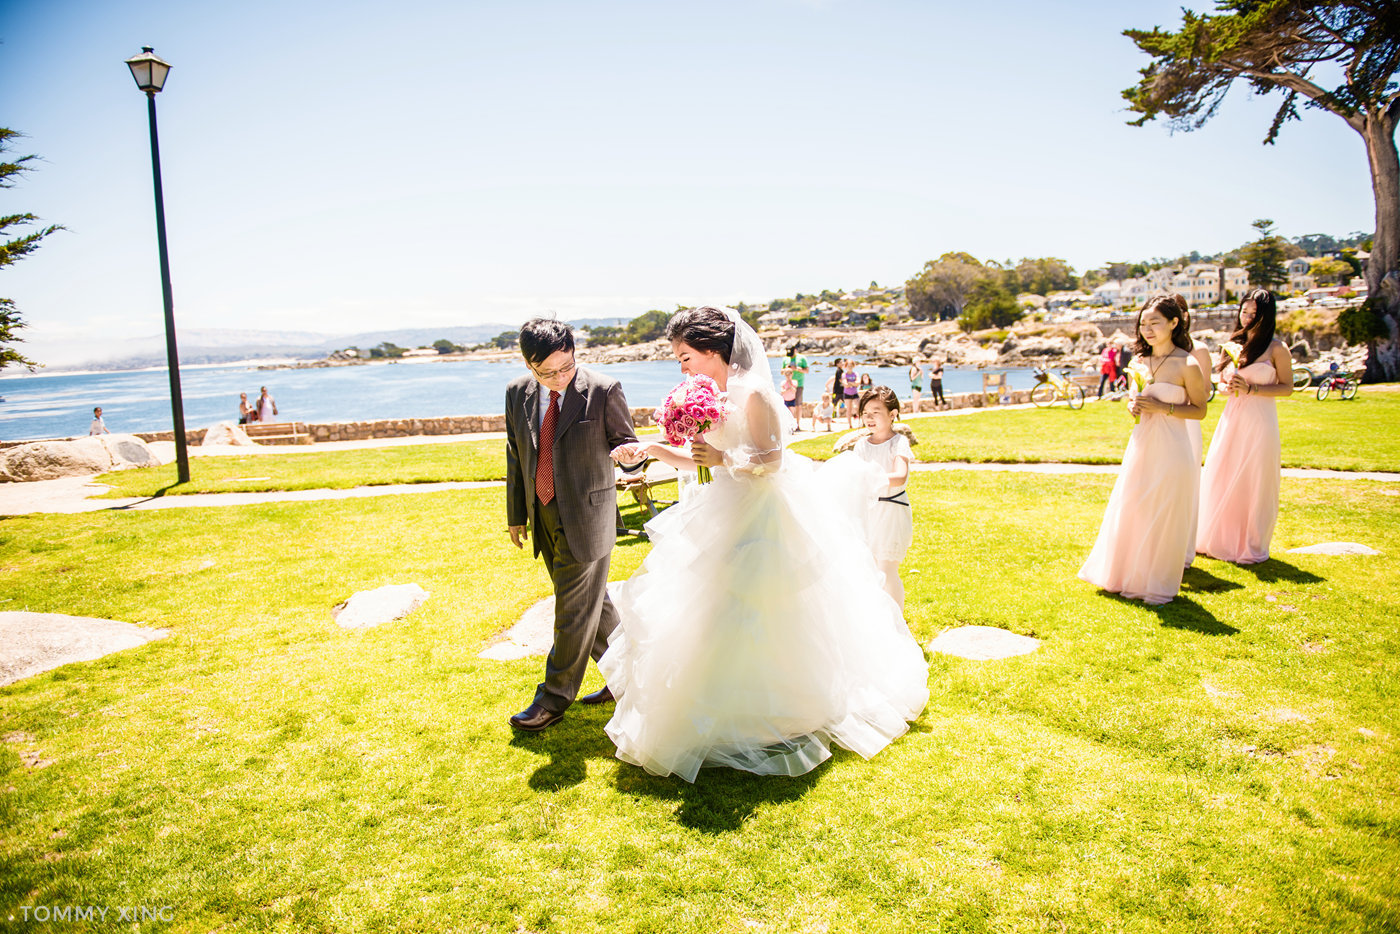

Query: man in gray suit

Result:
[505,318,642,732]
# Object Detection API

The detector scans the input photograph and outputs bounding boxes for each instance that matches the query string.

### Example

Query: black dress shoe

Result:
[578,686,614,705]
[509,704,565,732]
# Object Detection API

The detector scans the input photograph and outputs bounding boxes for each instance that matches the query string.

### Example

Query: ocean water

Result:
[0,356,1037,442]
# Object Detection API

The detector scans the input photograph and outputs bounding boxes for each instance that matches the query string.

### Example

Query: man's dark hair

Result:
[519,318,575,366]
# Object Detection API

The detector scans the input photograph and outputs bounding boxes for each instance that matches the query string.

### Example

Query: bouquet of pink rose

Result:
[655,374,728,483]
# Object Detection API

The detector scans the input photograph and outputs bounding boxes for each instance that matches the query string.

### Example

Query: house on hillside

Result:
[1046,290,1092,310]
[1288,257,1318,293]
[1091,281,1121,306]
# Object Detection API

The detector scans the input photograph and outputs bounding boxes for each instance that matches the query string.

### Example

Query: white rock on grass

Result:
[1286,542,1380,556]
[333,584,430,629]
[480,582,622,660]
[0,434,161,483]
[201,421,259,447]
[927,625,1041,661]
[0,612,169,686]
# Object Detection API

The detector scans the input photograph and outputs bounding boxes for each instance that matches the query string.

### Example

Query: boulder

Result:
[332,583,430,629]
[833,422,917,453]
[0,434,160,483]
[202,421,258,447]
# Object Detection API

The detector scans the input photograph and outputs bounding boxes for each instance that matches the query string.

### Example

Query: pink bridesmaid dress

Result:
[1197,360,1281,564]
[1185,418,1203,567]
[1079,382,1198,605]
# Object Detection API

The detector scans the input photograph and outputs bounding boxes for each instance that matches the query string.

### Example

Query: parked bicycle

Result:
[1291,364,1314,391]
[1030,366,1086,410]
[1315,366,1359,401]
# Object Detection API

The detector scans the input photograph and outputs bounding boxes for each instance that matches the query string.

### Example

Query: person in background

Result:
[1098,342,1120,398]
[929,358,946,409]
[815,389,834,432]
[239,392,255,425]
[842,359,860,429]
[89,407,110,436]
[784,344,810,432]
[257,386,278,424]
[780,367,799,423]
[908,359,923,413]
[830,363,844,426]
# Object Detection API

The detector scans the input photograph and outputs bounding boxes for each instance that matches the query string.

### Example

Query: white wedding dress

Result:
[599,313,929,782]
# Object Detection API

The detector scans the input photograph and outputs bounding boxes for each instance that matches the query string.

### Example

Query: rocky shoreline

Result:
[257,318,1367,376]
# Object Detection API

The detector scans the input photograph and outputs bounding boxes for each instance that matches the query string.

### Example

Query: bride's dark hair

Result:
[666,307,736,366]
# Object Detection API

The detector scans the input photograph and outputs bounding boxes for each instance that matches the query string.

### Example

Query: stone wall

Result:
[18,392,1037,452]
[128,407,664,446]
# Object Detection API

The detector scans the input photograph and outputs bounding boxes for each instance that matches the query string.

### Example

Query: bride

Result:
[602,306,929,782]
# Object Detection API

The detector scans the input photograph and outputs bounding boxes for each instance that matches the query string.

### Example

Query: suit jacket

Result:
[505,366,640,564]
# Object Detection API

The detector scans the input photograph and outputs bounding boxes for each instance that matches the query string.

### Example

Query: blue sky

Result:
[0,0,1377,364]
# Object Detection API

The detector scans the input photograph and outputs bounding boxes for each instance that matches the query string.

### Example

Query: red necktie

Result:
[536,390,559,504]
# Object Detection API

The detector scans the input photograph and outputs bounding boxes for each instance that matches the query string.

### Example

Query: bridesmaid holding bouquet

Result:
[1197,289,1292,564]
[1079,294,1209,605]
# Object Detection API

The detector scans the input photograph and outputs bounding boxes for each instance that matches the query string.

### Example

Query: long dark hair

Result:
[1133,293,1192,357]
[1231,288,1277,368]
[666,307,734,365]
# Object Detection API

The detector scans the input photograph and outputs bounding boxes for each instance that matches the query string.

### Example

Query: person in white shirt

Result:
[89,407,110,436]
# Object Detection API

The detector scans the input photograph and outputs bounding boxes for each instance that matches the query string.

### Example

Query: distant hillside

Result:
[39,324,518,372]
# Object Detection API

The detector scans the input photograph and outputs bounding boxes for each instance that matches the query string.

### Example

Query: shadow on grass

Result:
[1097,588,1239,636]
[614,758,824,835]
[1180,565,1246,595]
[108,480,185,508]
[509,706,620,792]
[1240,558,1325,586]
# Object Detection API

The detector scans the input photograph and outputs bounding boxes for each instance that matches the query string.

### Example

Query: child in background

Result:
[854,386,915,611]
[842,360,860,428]
[780,368,799,421]
[815,393,834,432]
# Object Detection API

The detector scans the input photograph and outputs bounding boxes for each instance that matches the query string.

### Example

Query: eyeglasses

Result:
[531,358,576,381]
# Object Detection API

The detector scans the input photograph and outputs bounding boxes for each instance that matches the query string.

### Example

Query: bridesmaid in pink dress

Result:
[1079,294,1210,605]
[1183,316,1214,567]
[1197,289,1292,564]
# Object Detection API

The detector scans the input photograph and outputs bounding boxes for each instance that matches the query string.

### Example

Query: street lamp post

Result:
[125,47,189,483]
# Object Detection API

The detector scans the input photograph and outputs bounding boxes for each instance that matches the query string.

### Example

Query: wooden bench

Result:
[616,458,679,537]
[243,421,312,445]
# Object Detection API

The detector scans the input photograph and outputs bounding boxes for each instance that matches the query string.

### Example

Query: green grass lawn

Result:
[92,390,1396,500]
[92,439,509,498]
[2,467,1397,931]
[793,385,1400,472]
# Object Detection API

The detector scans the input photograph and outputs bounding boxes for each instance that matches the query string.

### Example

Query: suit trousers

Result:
[532,497,620,713]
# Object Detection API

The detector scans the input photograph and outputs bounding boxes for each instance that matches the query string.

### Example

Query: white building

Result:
[1288,257,1317,293]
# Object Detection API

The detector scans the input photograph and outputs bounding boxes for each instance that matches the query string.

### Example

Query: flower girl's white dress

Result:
[600,381,929,782]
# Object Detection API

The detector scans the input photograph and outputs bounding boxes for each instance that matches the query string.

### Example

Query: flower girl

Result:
[1079,294,1209,605]
[853,386,916,610]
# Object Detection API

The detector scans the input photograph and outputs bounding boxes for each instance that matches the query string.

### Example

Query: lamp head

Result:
[125,47,171,94]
